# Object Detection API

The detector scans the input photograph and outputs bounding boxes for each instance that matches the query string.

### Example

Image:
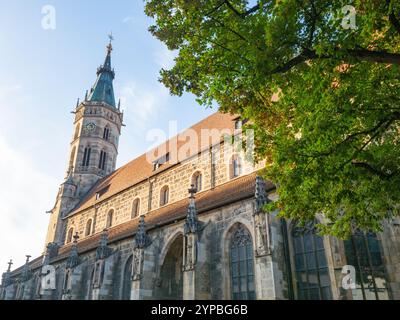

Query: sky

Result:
[0,0,216,271]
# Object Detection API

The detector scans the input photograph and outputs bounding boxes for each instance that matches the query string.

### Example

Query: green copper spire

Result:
[88,37,116,107]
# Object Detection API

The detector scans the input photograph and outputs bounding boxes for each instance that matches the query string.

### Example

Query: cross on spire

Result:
[108,32,114,43]
[7,259,13,272]
[107,32,114,54]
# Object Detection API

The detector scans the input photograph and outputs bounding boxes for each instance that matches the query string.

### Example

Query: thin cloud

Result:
[122,16,134,24]
[153,45,177,70]
[0,133,57,270]
[0,85,58,270]
[117,82,169,129]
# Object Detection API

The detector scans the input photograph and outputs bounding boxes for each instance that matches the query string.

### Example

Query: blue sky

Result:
[0,0,215,270]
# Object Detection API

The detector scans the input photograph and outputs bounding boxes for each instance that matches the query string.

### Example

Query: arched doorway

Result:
[156,234,184,299]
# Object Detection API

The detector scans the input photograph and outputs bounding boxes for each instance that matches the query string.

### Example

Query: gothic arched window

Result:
[344,231,390,300]
[131,198,140,219]
[66,228,74,244]
[191,171,202,192]
[103,126,111,141]
[122,255,133,300]
[230,155,242,179]
[160,186,169,206]
[292,221,332,300]
[82,147,91,167]
[230,225,255,300]
[106,210,114,228]
[99,151,107,171]
[85,219,93,236]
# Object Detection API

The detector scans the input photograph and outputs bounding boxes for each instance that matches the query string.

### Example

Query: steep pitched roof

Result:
[87,43,116,107]
[68,112,238,216]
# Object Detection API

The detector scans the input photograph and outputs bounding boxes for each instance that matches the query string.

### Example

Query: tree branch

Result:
[338,117,397,170]
[224,1,261,18]
[351,161,397,179]
[206,1,226,16]
[347,48,400,64]
[270,54,310,74]
[207,16,249,43]
[268,47,400,76]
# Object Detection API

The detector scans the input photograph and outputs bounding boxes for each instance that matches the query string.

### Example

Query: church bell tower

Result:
[44,38,124,247]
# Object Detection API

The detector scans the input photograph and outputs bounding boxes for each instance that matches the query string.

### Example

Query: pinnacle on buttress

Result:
[184,184,199,235]
[134,216,151,249]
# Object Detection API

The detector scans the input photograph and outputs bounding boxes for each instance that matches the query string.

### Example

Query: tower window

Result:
[160,186,169,206]
[106,210,114,228]
[99,151,107,171]
[103,127,110,141]
[82,147,91,167]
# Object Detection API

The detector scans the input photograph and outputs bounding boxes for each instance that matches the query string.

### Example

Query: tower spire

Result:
[87,35,116,107]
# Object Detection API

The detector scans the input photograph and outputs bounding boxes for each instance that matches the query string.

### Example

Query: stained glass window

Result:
[344,231,390,300]
[230,226,255,300]
[292,221,332,300]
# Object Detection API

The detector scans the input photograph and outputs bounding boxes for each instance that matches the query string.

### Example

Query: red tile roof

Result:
[68,112,238,216]
[55,172,274,261]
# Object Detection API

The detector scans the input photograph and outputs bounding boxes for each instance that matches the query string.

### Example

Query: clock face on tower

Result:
[84,122,96,133]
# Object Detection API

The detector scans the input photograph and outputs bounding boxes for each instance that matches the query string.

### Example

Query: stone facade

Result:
[3,186,399,300]
[2,44,399,301]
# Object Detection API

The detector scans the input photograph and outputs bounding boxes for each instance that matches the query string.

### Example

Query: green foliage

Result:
[145,0,400,238]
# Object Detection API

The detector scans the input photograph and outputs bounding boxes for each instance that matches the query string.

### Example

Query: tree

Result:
[144,0,400,237]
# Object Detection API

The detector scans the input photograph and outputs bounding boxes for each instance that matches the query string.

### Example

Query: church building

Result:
[1,42,400,300]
